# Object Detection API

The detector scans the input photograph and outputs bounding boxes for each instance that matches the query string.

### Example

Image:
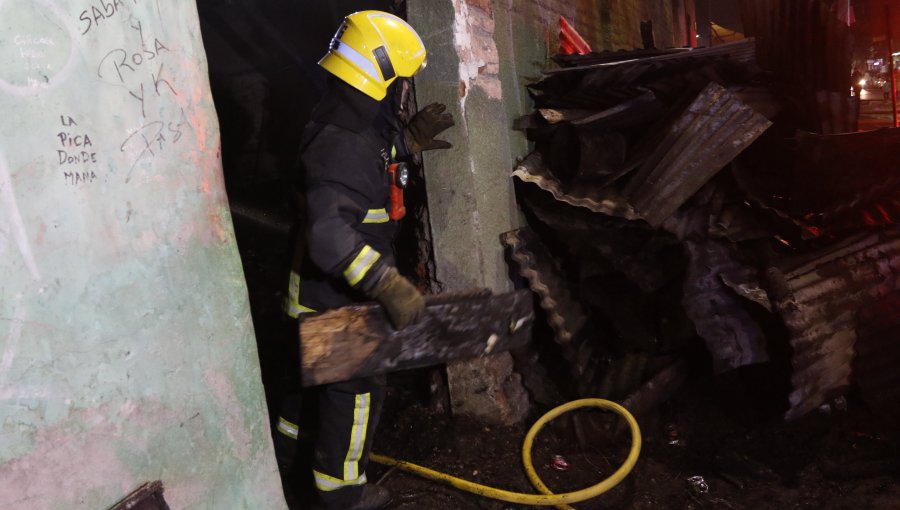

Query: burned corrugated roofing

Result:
[771,229,900,419]
[508,0,898,422]
[501,228,588,346]
[622,82,772,227]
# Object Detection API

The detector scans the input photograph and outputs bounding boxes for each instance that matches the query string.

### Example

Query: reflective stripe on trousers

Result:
[313,470,367,492]
[343,393,371,480]
[277,416,299,440]
[313,392,372,492]
[313,378,385,506]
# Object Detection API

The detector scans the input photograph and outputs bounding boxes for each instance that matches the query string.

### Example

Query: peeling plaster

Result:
[451,0,503,109]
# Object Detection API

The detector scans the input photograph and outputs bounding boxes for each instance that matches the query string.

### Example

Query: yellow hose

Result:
[370,398,641,508]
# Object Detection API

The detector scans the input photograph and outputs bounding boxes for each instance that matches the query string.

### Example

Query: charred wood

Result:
[298,290,534,386]
[621,359,688,419]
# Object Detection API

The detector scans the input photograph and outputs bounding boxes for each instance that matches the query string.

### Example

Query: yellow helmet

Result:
[319,11,427,101]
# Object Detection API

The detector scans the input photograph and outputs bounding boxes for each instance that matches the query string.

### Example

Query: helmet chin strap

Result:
[379,79,408,124]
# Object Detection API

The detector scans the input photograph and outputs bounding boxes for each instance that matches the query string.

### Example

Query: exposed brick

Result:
[466,0,493,15]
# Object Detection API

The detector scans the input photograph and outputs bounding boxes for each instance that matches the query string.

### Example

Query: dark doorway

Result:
[196,0,399,419]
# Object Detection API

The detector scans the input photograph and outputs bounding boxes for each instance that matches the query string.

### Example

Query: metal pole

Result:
[887,3,898,127]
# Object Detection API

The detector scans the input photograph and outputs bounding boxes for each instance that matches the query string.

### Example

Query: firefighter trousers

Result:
[312,376,386,508]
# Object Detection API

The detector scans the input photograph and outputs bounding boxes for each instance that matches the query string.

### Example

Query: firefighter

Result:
[276,10,453,510]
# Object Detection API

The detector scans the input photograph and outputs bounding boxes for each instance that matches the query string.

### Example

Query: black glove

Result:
[369,267,425,330]
[404,102,455,153]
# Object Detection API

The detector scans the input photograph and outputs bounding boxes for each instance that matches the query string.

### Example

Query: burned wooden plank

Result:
[299,290,534,386]
[767,229,900,420]
[621,359,688,417]
[621,82,772,227]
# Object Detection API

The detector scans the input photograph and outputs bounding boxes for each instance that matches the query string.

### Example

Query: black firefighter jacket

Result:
[284,119,401,317]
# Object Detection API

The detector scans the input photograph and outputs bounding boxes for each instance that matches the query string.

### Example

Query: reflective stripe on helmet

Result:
[333,40,380,82]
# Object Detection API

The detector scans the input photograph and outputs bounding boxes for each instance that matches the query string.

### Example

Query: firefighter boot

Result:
[346,484,392,510]
[313,484,392,510]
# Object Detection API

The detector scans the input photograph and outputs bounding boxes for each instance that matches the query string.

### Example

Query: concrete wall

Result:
[0,1,285,508]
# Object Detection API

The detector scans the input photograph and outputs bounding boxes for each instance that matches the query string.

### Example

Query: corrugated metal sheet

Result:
[515,177,682,294]
[739,0,852,93]
[512,152,640,220]
[621,82,772,227]
[501,228,588,346]
[683,240,770,373]
[770,228,900,419]
[547,38,757,74]
[531,39,757,112]
[501,227,602,398]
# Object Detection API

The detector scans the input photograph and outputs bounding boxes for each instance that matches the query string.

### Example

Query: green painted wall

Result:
[0,1,285,508]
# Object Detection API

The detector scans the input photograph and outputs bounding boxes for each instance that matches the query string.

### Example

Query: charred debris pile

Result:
[504,0,900,426]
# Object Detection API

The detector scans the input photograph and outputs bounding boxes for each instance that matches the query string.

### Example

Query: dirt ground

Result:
[350,369,900,510]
